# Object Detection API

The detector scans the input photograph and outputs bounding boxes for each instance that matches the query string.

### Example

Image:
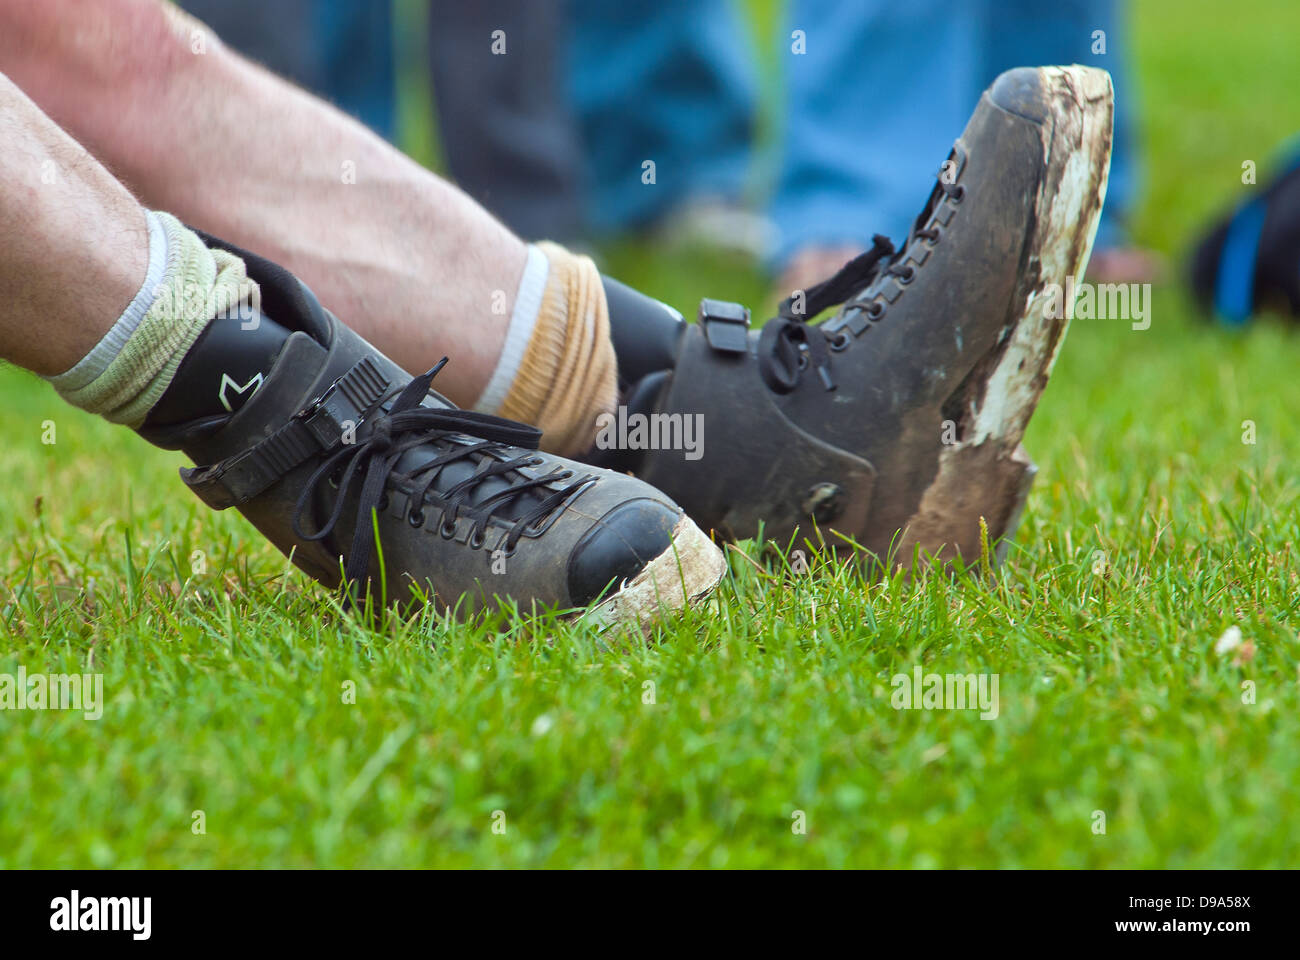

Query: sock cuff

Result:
[474,243,549,414]
[53,212,259,428]
[45,209,170,392]
[499,241,617,457]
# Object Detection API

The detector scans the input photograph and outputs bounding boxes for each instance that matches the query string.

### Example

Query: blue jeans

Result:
[568,0,1138,260]
[567,0,760,231]
[771,0,1139,261]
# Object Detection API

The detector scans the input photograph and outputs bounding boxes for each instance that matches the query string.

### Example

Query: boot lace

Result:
[291,359,594,597]
[759,171,966,393]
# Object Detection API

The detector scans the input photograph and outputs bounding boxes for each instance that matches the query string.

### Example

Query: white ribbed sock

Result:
[46,210,170,394]
[43,211,258,427]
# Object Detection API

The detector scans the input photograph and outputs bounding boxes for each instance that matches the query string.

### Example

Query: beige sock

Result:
[496,242,617,457]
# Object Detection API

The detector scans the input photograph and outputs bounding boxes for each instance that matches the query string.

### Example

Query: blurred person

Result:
[426,0,764,250]
[566,0,763,247]
[426,0,585,241]
[1190,137,1300,325]
[773,0,1150,291]
[0,0,1112,579]
[427,1,1150,289]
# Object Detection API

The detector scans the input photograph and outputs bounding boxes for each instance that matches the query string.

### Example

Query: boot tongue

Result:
[900,145,961,247]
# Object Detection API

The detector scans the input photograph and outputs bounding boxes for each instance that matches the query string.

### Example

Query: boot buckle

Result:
[297,357,391,447]
[698,299,750,355]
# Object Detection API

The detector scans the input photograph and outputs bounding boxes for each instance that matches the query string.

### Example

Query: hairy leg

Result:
[0,71,145,375]
[0,0,524,406]
[0,73,724,624]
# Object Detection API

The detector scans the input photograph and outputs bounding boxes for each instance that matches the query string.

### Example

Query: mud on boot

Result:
[138,238,726,628]
[594,65,1114,568]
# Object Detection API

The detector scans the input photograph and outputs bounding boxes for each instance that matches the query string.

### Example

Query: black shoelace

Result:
[761,234,896,393]
[759,174,965,393]
[291,359,594,600]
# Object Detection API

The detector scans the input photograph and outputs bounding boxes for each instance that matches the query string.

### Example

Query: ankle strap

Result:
[180,357,392,509]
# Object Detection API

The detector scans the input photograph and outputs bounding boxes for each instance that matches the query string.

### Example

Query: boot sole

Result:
[896,65,1113,566]
[583,515,728,630]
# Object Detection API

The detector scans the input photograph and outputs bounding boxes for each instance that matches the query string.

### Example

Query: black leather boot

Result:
[592,66,1114,566]
[138,236,726,626]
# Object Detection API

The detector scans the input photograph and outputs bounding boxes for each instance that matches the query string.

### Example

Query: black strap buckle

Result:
[298,380,351,448]
[698,298,750,355]
[183,357,393,509]
[296,356,389,447]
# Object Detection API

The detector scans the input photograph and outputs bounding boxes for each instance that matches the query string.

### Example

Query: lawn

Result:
[2,0,1298,868]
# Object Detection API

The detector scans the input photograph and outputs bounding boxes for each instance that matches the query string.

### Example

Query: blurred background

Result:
[180,4,1128,271]
[176,0,1299,327]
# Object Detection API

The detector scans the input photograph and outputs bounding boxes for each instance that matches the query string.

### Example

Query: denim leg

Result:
[314,1,396,141]
[768,0,985,266]
[979,0,1138,248]
[568,0,759,231]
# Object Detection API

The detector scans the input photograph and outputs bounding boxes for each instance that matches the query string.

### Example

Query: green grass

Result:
[3,0,1300,868]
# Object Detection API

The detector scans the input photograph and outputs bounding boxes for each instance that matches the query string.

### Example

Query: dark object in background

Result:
[1190,139,1300,325]
[179,0,396,141]
[427,1,584,241]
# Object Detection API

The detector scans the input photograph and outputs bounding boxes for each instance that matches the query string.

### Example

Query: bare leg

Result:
[0,71,725,625]
[0,0,524,406]
[0,71,146,375]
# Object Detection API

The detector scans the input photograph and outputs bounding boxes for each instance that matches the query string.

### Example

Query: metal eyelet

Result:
[469,529,485,550]
[796,351,809,370]
[897,265,916,285]
[408,509,425,528]
[867,300,886,320]
[829,331,851,352]
[439,518,457,539]
[951,184,966,203]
